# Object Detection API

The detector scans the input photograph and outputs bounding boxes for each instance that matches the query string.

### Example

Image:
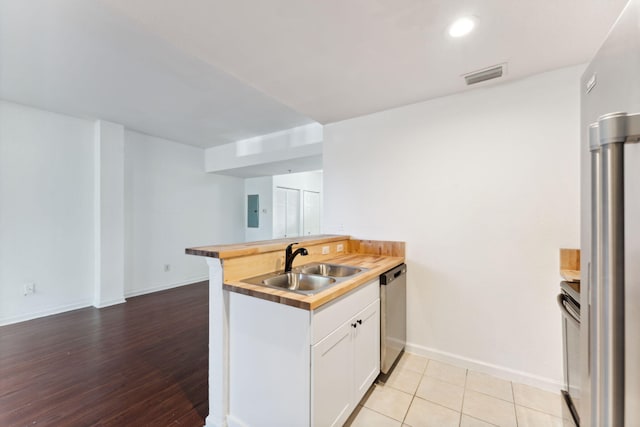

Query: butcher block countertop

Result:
[560,248,580,283]
[186,235,405,310]
[185,235,347,259]
[226,253,404,310]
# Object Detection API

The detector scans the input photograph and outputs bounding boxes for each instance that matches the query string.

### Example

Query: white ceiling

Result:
[102,0,628,123]
[0,0,629,150]
[0,0,314,148]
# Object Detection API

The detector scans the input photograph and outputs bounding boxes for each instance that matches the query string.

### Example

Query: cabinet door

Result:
[352,300,381,403]
[311,321,353,427]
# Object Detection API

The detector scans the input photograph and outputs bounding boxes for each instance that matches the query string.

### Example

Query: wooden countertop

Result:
[560,269,580,283]
[185,235,348,259]
[560,248,580,283]
[224,253,404,311]
[187,235,405,310]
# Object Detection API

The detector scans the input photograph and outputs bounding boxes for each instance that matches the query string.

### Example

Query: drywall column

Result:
[205,258,230,427]
[93,120,126,308]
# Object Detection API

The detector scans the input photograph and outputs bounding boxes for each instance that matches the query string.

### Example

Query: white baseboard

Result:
[1,277,208,327]
[405,342,563,393]
[226,414,248,427]
[205,414,243,427]
[0,299,93,327]
[124,276,208,298]
[93,297,126,309]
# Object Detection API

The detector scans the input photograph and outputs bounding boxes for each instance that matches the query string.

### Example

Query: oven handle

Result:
[557,293,580,326]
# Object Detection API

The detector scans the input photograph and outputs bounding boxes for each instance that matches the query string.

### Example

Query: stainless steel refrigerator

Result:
[581,0,640,425]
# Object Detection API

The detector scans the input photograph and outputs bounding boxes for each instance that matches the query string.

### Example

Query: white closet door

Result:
[285,188,300,237]
[274,187,287,238]
[303,190,321,236]
[274,187,300,238]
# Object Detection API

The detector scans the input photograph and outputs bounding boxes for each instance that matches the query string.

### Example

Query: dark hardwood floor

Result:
[0,282,209,427]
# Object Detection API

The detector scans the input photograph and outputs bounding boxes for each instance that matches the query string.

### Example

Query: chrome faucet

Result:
[284,242,308,273]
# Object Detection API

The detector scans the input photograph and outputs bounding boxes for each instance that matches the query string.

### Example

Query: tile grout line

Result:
[462,370,517,427]
[361,381,416,425]
[402,364,469,426]
[466,387,516,404]
[402,394,416,426]
[464,414,501,427]
[371,354,563,427]
[360,392,398,424]
[510,383,566,420]
[362,404,407,426]
[512,381,519,427]
[458,368,467,427]
[514,403,569,423]
[400,357,429,426]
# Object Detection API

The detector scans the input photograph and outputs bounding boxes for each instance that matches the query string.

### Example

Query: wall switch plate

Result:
[23,283,35,296]
[164,264,170,272]
[337,244,344,252]
[322,246,330,254]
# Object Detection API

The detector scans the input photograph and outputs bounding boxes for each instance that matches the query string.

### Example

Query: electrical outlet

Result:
[164,264,170,272]
[337,244,344,252]
[23,283,35,296]
[322,246,330,255]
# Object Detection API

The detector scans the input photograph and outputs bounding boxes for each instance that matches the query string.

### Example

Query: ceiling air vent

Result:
[464,64,506,85]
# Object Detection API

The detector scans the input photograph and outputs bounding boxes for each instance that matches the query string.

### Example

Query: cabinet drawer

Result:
[311,278,379,345]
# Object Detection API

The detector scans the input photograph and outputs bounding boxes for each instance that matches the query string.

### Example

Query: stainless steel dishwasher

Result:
[380,263,407,374]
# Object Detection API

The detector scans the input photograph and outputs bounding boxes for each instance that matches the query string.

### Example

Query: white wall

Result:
[273,170,323,192]
[244,176,273,242]
[124,130,245,297]
[0,101,95,324]
[323,66,582,389]
[0,99,246,324]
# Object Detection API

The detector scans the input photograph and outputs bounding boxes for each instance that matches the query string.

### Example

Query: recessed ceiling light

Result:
[448,16,476,38]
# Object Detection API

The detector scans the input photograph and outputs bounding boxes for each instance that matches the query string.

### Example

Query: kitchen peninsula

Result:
[186,235,404,427]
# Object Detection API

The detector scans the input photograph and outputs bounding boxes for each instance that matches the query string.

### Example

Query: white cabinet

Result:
[228,278,380,427]
[312,321,353,427]
[353,301,381,402]
[312,298,380,427]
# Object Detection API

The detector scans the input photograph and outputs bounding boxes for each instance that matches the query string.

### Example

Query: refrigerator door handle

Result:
[589,123,602,425]
[599,137,625,427]
[591,111,629,427]
[557,294,580,326]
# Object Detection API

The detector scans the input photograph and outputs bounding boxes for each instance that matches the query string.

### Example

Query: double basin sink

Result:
[244,262,367,295]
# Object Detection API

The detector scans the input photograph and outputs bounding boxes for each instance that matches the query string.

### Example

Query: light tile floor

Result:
[345,352,577,427]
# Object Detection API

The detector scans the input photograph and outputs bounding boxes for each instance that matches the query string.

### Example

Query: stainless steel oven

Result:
[558,280,581,426]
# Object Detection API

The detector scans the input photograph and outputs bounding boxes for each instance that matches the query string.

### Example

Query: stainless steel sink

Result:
[243,263,367,295]
[244,272,337,295]
[264,273,336,291]
[296,263,362,277]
